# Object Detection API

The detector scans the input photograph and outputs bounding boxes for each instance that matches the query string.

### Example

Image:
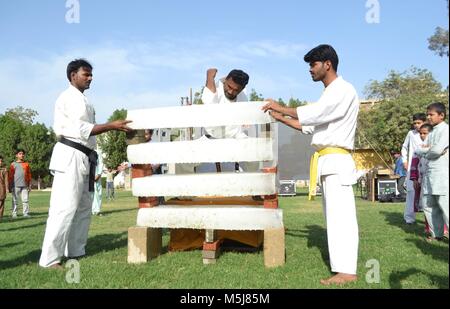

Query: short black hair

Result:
[226,69,249,87]
[427,102,447,118]
[304,44,339,72]
[412,113,427,122]
[66,59,93,82]
[420,123,433,132]
[16,149,25,155]
[0,155,3,160]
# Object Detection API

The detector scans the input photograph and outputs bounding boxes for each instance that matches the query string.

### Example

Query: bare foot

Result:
[320,273,357,286]
[48,263,64,270]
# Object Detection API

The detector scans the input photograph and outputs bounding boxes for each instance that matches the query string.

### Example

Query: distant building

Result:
[277,99,387,181]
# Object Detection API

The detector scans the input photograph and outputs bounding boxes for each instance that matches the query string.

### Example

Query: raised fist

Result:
[206,68,218,80]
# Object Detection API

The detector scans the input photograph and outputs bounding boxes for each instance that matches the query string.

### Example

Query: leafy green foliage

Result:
[0,110,55,186]
[97,109,129,169]
[428,26,449,57]
[193,88,204,105]
[19,124,56,181]
[0,115,24,163]
[5,106,38,125]
[287,97,307,108]
[249,88,264,101]
[428,0,449,57]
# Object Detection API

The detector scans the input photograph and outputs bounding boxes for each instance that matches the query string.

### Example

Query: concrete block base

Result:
[263,227,285,268]
[127,226,162,264]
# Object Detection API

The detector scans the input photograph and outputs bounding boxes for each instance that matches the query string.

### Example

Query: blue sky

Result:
[0,0,448,127]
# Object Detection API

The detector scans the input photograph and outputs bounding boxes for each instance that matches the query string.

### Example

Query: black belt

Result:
[58,136,98,192]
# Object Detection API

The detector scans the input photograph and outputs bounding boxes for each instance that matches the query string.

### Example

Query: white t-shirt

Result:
[201,79,248,139]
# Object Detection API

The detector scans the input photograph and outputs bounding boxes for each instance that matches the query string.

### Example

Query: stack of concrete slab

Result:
[126,101,285,267]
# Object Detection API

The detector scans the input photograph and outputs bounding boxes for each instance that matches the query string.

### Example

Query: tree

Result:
[278,98,287,107]
[19,124,56,189]
[0,111,55,188]
[193,88,204,105]
[364,67,443,100]
[356,67,448,161]
[287,97,307,108]
[428,0,449,57]
[5,106,38,125]
[0,114,24,163]
[249,89,264,101]
[97,109,129,169]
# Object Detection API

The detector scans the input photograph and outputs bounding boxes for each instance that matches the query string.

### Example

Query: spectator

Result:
[8,149,32,218]
[411,123,448,237]
[105,167,116,201]
[401,113,426,224]
[393,151,407,197]
[415,103,448,242]
[92,154,104,215]
[0,155,8,221]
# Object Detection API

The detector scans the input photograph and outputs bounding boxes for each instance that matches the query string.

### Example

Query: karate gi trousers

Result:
[39,151,93,267]
[321,174,359,275]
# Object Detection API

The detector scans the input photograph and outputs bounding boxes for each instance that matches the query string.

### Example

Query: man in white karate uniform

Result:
[201,68,253,173]
[169,68,261,251]
[39,59,133,269]
[201,68,249,140]
[262,44,360,285]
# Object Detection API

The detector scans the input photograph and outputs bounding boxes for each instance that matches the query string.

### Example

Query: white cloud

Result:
[239,41,308,58]
[0,37,309,126]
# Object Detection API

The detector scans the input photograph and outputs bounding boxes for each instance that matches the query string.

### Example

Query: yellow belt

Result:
[309,147,351,201]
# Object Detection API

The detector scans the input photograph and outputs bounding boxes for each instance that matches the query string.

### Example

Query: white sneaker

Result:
[23,214,30,218]
[12,213,17,219]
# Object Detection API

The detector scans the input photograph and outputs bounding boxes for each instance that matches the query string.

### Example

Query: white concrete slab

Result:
[127,136,274,164]
[127,101,273,129]
[132,172,276,197]
[136,205,284,230]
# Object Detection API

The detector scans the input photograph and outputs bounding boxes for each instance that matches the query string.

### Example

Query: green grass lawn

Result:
[0,189,448,289]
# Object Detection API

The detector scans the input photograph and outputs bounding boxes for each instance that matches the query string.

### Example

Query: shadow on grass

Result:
[0,241,24,249]
[0,232,130,270]
[286,225,329,267]
[380,211,448,262]
[86,232,128,256]
[406,238,449,263]
[0,249,41,270]
[88,230,171,256]
[0,221,46,232]
[389,268,449,289]
[380,211,426,237]
[96,208,137,216]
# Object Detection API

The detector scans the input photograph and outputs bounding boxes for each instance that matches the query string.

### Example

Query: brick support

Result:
[127,226,162,264]
[263,228,285,268]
